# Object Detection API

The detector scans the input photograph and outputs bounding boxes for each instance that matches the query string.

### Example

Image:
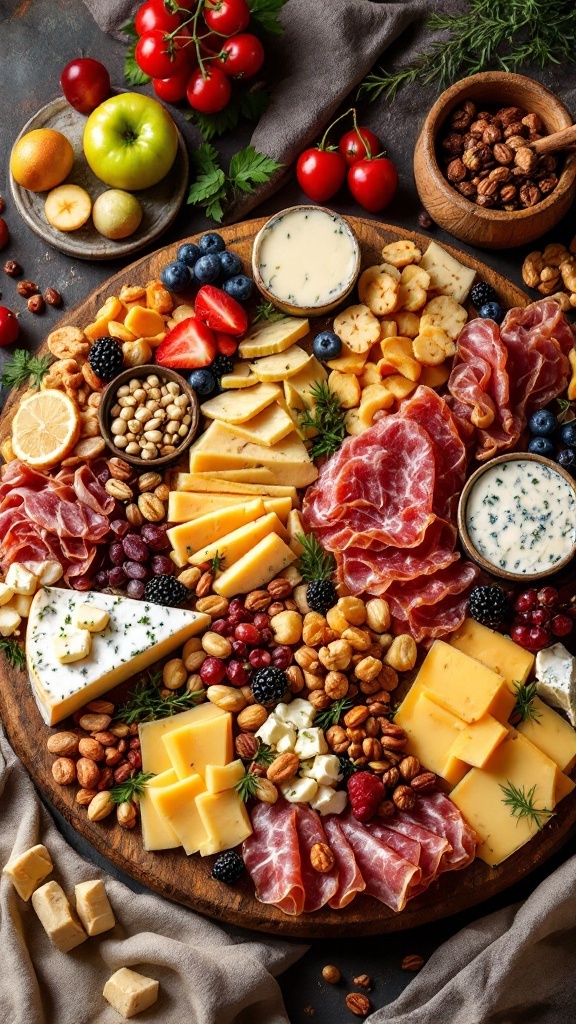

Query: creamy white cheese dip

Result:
[256,208,358,308]
[465,458,576,576]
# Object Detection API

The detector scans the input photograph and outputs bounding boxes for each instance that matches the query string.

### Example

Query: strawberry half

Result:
[216,331,239,357]
[155,317,216,369]
[195,284,248,336]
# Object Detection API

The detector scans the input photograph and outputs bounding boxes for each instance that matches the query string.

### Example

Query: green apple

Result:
[92,189,143,239]
[83,92,178,191]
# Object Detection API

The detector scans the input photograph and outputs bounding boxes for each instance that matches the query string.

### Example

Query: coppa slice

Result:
[155,318,216,369]
[26,588,209,725]
[200,383,281,424]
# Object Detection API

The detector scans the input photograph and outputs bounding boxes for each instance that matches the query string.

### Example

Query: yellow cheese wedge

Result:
[232,403,296,447]
[167,491,252,523]
[555,769,576,804]
[286,508,305,556]
[174,473,297,502]
[281,382,312,439]
[449,714,508,769]
[205,759,245,793]
[139,703,228,776]
[417,641,515,724]
[327,341,369,375]
[396,691,468,786]
[220,362,259,389]
[238,317,309,359]
[213,532,296,598]
[188,420,317,488]
[249,345,310,382]
[149,773,208,855]
[450,618,534,693]
[419,241,476,304]
[167,499,265,564]
[450,730,558,865]
[517,696,576,772]
[200,382,281,424]
[263,497,292,523]
[196,468,275,483]
[162,713,233,780]
[285,355,327,403]
[188,511,287,568]
[139,769,181,852]
[197,789,252,856]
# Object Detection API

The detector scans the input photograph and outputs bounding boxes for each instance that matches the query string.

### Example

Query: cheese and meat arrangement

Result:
[3,211,576,928]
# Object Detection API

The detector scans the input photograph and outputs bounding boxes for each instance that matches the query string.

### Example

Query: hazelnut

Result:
[393,784,416,811]
[399,755,421,781]
[418,210,434,230]
[307,689,331,710]
[325,724,349,754]
[44,287,62,307]
[76,757,101,789]
[17,280,39,298]
[27,294,45,314]
[3,260,22,277]
[376,799,396,818]
[324,670,349,700]
[322,965,341,984]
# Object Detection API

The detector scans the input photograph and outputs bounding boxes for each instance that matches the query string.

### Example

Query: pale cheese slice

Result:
[419,241,476,303]
[249,344,310,382]
[140,704,229,776]
[195,468,275,483]
[197,789,252,856]
[174,472,298,502]
[220,362,259,389]
[167,499,266,563]
[285,354,327,403]
[200,382,281,424]
[231,402,295,447]
[188,512,287,568]
[238,316,309,359]
[26,588,210,726]
[149,773,208,855]
[188,420,318,487]
[213,531,296,597]
[168,490,251,523]
[139,768,181,852]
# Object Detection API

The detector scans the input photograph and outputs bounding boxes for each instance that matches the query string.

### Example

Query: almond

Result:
[46,731,80,757]
[266,752,299,784]
[236,704,268,732]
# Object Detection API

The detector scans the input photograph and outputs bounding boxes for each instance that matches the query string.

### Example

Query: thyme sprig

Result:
[116,674,204,724]
[315,697,353,731]
[252,301,284,324]
[110,771,155,805]
[299,381,347,459]
[297,532,336,583]
[500,780,554,831]
[512,680,542,725]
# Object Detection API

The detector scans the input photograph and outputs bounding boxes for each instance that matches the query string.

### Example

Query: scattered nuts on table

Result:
[27,294,45,314]
[109,374,192,460]
[353,974,372,991]
[401,954,425,972]
[322,965,341,985]
[345,992,372,1017]
[3,260,22,277]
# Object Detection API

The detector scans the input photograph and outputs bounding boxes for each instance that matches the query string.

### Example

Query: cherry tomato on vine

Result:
[197,29,222,57]
[152,63,192,102]
[347,156,398,213]
[0,307,19,347]
[204,0,250,37]
[186,66,232,113]
[339,126,380,166]
[296,148,347,202]
[0,218,10,252]
[135,30,189,79]
[217,33,264,78]
[135,0,181,35]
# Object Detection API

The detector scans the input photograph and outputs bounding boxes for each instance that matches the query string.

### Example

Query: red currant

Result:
[530,607,550,626]
[514,590,538,613]
[253,613,271,630]
[550,614,573,637]
[528,626,550,651]
[271,644,293,669]
[249,648,271,668]
[515,611,532,624]
[231,639,248,659]
[226,660,250,686]
[200,656,226,685]
[234,622,261,645]
[228,598,245,615]
[536,586,560,607]
[510,623,532,649]
[211,618,229,635]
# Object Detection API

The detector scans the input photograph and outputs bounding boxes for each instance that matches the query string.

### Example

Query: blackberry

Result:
[143,575,188,607]
[250,666,288,705]
[307,579,338,616]
[468,585,509,628]
[470,281,497,309]
[88,337,124,381]
[210,354,234,381]
[212,851,244,884]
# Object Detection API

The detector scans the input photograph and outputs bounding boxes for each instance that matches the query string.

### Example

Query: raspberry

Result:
[347,771,385,823]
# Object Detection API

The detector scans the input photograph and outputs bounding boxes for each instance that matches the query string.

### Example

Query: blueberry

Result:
[223,274,254,301]
[177,242,201,267]
[199,232,225,254]
[187,368,216,396]
[557,448,576,472]
[528,437,555,458]
[313,330,342,361]
[528,409,558,437]
[194,254,221,284]
[160,261,192,292]
[478,301,505,324]
[218,251,242,280]
[561,422,576,448]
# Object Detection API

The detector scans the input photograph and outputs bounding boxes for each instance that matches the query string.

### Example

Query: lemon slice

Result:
[11,389,81,470]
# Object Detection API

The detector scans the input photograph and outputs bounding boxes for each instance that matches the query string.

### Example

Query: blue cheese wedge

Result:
[27,588,210,726]
[536,643,576,727]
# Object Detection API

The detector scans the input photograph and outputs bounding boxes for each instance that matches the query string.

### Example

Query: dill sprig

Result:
[235,771,261,802]
[1,350,52,391]
[252,301,284,324]
[500,780,554,831]
[315,697,353,730]
[512,681,542,725]
[116,674,204,724]
[299,381,347,459]
[297,532,335,583]
[110,771,155,805]
[0,637,26,669]
[359,0,576,103]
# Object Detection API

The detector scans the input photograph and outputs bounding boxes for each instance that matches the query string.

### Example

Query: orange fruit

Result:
[10,129,74,193]
[11,389,80,469]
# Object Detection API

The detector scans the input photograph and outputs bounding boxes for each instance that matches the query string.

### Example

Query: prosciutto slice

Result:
[379,819,450,889]
[323,817,365,910]
[295,804,339,912]
[399,792,477,871]
[386,560,480,643]
[242,801,305,916]
[338,812,421,912]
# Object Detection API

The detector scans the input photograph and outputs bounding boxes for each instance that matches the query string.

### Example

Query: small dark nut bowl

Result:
[98,364,199,470]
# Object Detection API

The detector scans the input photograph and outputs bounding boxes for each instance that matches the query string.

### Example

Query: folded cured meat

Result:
[323,816,365,910]
[242,800,305,916]
[336,813,422,913]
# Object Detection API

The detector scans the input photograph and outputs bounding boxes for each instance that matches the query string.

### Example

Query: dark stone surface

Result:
[1,2,575,1021]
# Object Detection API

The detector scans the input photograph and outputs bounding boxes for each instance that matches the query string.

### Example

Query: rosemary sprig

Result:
[556,398,575,425]
[0,637,25,670]
[210,551,225,574]
[252,301,284,324]
[109,771,155,805]
[1,350,52,391]
[253,742,275,768]
[315,697,353,731]
[338,755,361,780]
[512,680,542,725]
[500,780,554,831]
[116,675,204,724]
[297,532,336,583]
[359,0,576,103]
[235,771,261,802]
[299,381,347,459]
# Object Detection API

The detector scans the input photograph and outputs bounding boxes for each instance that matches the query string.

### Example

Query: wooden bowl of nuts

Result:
[414,72,576,249]
[98,365,199,470]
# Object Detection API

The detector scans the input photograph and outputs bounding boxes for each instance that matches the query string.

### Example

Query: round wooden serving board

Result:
[1,216,575,937]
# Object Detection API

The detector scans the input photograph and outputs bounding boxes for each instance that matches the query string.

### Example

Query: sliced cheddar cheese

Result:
[139,769,181,852]
[174,473,297,503]
[517,696,576,772]
[167,491,250,523]
[231,402,295,447]
[200,382,281,424]
[139,703,228,776]
[162,713,233,781]
[149,773,208,855]
[197,789,252,856]
[188,511,287,568]
[213,532,296,598]
[188,420,317,488]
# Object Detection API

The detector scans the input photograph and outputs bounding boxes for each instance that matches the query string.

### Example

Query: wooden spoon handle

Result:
[531,124,576,155]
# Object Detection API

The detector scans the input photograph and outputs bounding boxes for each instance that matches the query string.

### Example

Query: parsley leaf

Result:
[247,0,287,34]
[229,145,281,191]
[187,86,270,141]
[187,143,282,223]
[122,21,151,87]
[1,350,52,390]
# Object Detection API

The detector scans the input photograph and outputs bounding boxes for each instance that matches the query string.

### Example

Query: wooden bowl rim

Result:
[98,364,199,469]
[251,204,361,316]
[457,451,576,581]
[419,71,576,223]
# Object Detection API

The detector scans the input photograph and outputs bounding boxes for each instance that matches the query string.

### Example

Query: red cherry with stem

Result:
[514,590,539,613]
[537,586,560,607]
[530,607,550,626]
[338,126,381,166]
[296,148,346,203]
[226,660,250,686]
[528,626,550,651]
[510,623,533,649]
[550,614,573,637]
[234,622,261,645]
[249,649,271,668]
[348,156,398,213]
[200,656,226,685]
[152,63,193,103]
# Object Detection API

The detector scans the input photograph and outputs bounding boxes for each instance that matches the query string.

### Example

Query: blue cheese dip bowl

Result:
[458,452,576,582]
[252,205,361,317]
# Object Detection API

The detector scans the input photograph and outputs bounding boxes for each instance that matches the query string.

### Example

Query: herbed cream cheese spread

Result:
[465,458,576,576]
[256,208,358,308]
